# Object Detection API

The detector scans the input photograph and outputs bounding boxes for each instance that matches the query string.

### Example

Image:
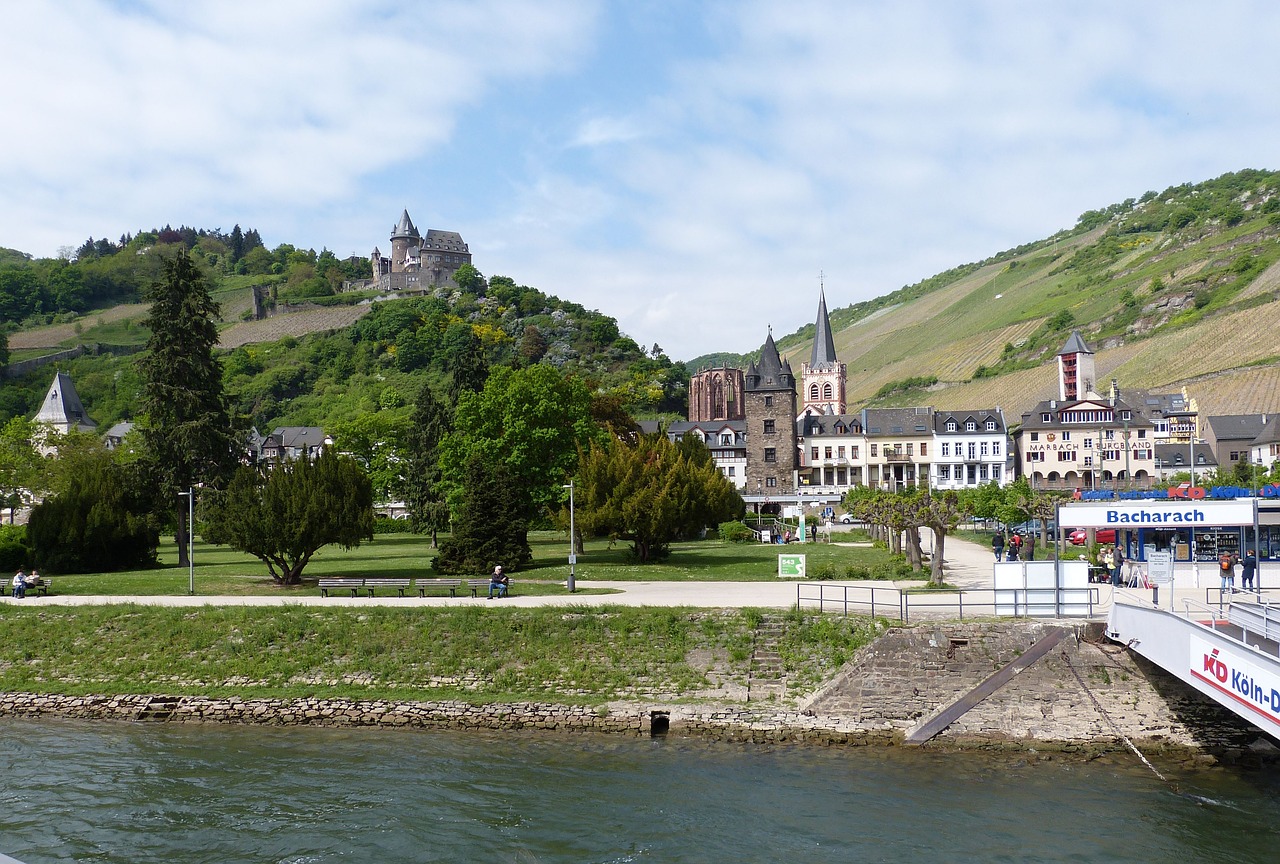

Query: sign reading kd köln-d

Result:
[1060,500,1255,529]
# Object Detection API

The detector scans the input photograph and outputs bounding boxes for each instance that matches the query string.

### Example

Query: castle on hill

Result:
[368,210,472,293]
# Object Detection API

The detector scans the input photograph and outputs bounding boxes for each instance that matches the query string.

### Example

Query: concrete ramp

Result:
[1108,599,1280,741]
[903,627,1070,745]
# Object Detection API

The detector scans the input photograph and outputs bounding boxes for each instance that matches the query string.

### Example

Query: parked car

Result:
[1068,528,1116,546]
[1011,519,1055,536]
[838,514,855,524]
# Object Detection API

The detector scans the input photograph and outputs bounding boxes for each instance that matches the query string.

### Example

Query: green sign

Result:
[778,554,806,578]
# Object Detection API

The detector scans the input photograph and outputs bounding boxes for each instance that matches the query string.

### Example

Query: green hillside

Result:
[753,169,1280,423]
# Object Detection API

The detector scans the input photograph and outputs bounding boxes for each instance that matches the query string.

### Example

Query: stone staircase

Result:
[134,695,182,721]
[747,614,787,702]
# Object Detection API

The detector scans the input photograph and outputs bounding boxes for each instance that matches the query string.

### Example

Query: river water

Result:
[2,718,1278,863]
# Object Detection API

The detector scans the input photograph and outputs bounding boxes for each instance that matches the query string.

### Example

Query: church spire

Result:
[810,277,837,367]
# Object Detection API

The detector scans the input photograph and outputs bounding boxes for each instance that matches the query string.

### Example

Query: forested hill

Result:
[0,229,687,436]
[692,169,1280,423]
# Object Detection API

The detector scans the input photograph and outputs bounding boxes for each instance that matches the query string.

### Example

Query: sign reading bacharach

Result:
[1060,499,1255,528]
[1190,635,1280,733]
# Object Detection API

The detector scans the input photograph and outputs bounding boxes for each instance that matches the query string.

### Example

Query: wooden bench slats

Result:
[318,577,513,598]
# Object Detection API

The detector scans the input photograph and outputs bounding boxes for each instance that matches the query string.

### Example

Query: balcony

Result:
[884,452,913,462]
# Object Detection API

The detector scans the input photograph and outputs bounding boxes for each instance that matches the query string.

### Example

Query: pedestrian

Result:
[487,565,509,599]
[1006,542,1018,562]
[1240,549,1258,592]
[992,531,1005,561]
[1011,532,1023,557]
[1024,534,1036,561]
[1112,543,1125,586]
[11,569,26,599]
[1219,551,1236,593]
[1102,547,1117,586]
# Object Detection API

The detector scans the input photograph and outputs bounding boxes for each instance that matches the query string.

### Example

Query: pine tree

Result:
[432,455,530,574]
[137,251,242,564]
[405,381,452,546]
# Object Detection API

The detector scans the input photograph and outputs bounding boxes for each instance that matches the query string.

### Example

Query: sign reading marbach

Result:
[1190,635,1280,732]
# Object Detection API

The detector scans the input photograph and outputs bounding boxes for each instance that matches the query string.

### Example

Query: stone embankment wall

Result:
[0,622,1268,757]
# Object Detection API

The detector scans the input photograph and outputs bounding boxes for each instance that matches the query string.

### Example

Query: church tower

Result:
[800,286,846,416]
[1057,330,1096,402]
[744,329,798,502]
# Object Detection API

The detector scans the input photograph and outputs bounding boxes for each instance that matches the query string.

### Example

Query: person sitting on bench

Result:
[487,565,509,599]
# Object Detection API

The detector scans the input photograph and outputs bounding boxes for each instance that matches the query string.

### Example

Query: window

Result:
[1137,429,1147,439]
[938,465,950,481]
[823,382,833,400]
[1058,450,1075,462]
[1083,455,1093,466]
[824,447,833,459]
[1062,431,1071,441]
[980,464,989,480]
[764,448,777,463]
[967,442,976,459]
[992,466,1002,481]
[763,419,775,434]
[852,446,859,459]
[871,444,878,457]
[1030,432,1039,441]
[837,446,845,458]
[764,396,773,407]
[985,420,997,431]
[965,421,976,432]
[1041,413,1051,422]
[811,447,819,461]
[993,441,1001,456]
[809,384,819,400]
[920,443,927,457]
[907,443,914,456]
[946,421,957,432]
[727,467,735,476]
[721,434,733,445]
[766,477,777,488]
[980,442,989,457]
[1083,438,1093,449]
[942,442,950,457]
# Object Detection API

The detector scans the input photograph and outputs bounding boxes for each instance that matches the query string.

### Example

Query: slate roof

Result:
[1154,443,1217,469]
[933,408,1006,434]
[809,289,838,367]
[391,209,419,240]
[421,229,469,254]
[797,414,862,436]
[745,331,794,391]
[860,407,934,437]
[1252,414,1280,447]
[1018,397,1151,430]
[1059,330,1092,356]
[1205,414,1269,443]
[34,371,97,431]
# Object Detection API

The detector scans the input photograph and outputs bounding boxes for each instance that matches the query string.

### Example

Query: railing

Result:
[1204,586,1280,608]
[797,583,1100,621]
[884,452,913,462]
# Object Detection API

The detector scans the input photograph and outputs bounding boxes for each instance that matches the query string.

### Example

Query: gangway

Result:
[1107,596,1280,741]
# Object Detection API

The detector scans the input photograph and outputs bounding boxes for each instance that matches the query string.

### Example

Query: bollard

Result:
[1151,585,1158,607]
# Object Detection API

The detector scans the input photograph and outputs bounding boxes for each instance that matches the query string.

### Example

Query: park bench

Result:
[318,577,411,597]
[471,578,514,598]
[31,578,51,596]
[416,578,464,597]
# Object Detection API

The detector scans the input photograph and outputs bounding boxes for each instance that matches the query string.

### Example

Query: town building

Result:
[369,210,471,293]
[660,420,748,490]
[1152,442,1216,481]
[863,407,935,491]
[931,408,1009,489]
[1014,332,1158,491]
[258,427,332,466]
[798,413,865,492]
[1251,414,1280,473]
[1204,414,1269,470]
[743,330,798,507]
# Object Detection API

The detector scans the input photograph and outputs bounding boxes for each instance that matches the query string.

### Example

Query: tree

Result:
[432,455,530,574]
[439,365,601,529]
[404,381,453,546]
[440,324,489,404]
[452,263,486,294]
[0,417,43,523]
[26,438,158,573]
[917,490,970,585]
[137,251,242,565]
[575,434,742,562]
[203,449,374,585]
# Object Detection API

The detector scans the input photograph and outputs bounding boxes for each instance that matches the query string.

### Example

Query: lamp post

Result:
[178,488,194,595]
[562,480,576,593]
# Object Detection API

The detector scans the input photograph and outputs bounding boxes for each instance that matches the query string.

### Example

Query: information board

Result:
[778,554,806,578]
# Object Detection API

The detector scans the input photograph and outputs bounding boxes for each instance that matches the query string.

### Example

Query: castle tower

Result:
[744,329,798,502]
[1057,330,1096,402]
[389,210,420,274]
[800,287,846,416]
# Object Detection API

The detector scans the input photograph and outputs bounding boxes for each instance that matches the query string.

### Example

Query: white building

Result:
[931,408,1009,489]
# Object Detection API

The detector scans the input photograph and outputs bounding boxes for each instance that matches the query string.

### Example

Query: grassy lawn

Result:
[0,604,884,705]
[38,530,902,596]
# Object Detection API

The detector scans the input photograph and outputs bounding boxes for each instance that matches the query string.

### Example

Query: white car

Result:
[838,514,854,524]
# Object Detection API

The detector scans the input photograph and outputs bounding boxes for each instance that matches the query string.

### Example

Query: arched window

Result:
[823,383,833,400]
[809,383,820,400]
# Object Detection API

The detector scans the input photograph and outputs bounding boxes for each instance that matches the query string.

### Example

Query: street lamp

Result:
[178,487,194,596]
[562,480,576,593]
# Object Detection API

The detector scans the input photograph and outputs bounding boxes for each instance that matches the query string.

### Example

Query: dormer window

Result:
[965,421,977,432]
[985,420,997,431]
[946,421,957,432]
[1041,413,1052,423]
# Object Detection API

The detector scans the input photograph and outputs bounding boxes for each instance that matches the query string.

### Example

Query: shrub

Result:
[718,521,755,543]
[373,517,408,534]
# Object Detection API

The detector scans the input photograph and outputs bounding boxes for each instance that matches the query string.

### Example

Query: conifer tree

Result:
[432,455,530,574]
[405,380,452,546]
[137,251,241,564]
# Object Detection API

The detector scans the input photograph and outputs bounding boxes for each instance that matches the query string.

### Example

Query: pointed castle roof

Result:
[746,330,794,391]
[34,371,97,433]
[391,209,420,241]
[810,288,837,367]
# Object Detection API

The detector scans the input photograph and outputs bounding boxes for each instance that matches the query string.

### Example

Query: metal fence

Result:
[796,582,1100,622]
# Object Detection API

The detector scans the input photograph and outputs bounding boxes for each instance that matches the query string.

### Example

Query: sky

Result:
[3,1,1280,362]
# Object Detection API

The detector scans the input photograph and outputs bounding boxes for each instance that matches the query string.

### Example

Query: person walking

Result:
[992,531,1005,561]
[1240,549,1258,592]
[1112,543,1125,586]
[1219,551,1236,593]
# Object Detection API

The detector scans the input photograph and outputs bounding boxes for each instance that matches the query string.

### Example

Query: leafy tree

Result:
[441,324,489,403]
[575,434,742,562]
[452,263,486,294]
[432,455,530,574]
[439,365,601,531]
[0,417,43,523]
[137,251,243,565]
[915,489,970,585]
[26,439,158,573]
[332,410,410,502]
[404,381,452,546]
[203,449,374,585]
